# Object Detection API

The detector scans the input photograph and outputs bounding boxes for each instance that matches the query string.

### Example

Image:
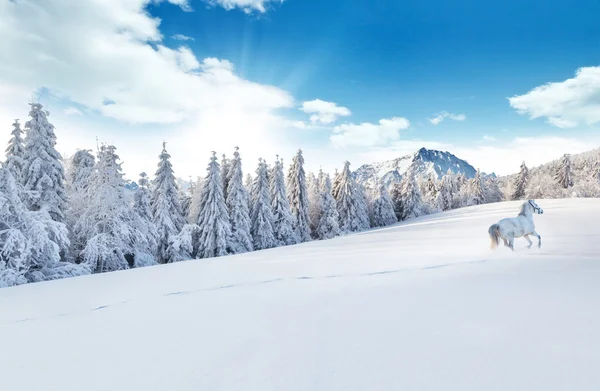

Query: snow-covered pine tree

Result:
[196,152,232,258]
[188,176,204,224]
[134,172,158,256]
[466,169,486,206]
[390,182,404,220]
[423,173,438,207]
[269,156,298,246]
[4,119,25,182]
[511,161,529,200]
[135,172,154,221]
[307,171,321,237]
[226,147,253,254]
[452,172,469,208]
[435,171,454,211]
[400,167,423,220]
[485,176,504,203]
[244,173,254,208]
[22,103,67,223]
[286,149,312,242]
[355,182,372,226]
[151,142,185,263]
[318,169,332,193]
[178,179,193,219]
[371,185,398,227]
[315,189,341,240]
[555,153,574,189]
[251,158,277,250]
[75,145,156,272]
[65,149,96,260]
[166,223,201,262]
[0,167,90,287]
[333,161,371,232]
[221,154,231,200]
[66,149,95,192]
[331,169,341,195]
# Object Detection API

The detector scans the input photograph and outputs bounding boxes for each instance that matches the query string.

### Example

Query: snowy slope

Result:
[353,147,482,190]
[1,199,600,391]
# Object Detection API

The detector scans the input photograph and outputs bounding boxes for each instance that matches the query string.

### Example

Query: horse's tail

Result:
[488,224,500,250]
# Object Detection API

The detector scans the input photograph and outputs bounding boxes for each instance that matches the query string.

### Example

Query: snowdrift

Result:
[1,199,599,390]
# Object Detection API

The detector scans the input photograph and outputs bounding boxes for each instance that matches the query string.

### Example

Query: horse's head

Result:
[528,199,544,214]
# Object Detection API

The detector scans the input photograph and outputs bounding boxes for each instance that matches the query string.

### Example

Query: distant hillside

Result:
[498,148,600,198]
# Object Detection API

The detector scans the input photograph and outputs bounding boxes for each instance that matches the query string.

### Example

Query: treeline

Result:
[8,102,595,288]
[500,151,600,199]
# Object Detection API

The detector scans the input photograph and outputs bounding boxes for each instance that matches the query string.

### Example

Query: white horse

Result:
[488,200,543,251]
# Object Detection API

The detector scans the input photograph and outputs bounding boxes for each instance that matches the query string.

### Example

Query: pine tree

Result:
[22,103,67,222]
[134,172,158,256]
[435,171,454,211]
[66,149,95,192]
[196,152,232,259]
[287,149,312,242]
[226,147,253,254]
[466,169,486,206]
[371,185,398,227]
[511,161,529,200]
[270,157,298,246]
[315,190,341,240]
[75,145,156,272]
[331,169,341,195]
[0,167,89,287]
[65,149,96,260]
[390,182,404,220]
[318,169,332,193]
[245,173,254,209]
[178,179,193,219]
[221,154,231,200]
[251,158,277,250]
[422,173,438,207]
[4,119,25,182]
[400,168,423,220]
[188,176,204,224]
[485,177,504,203]
[307,171,321,237]
[151,142,185,263]
[333,161,371,232]
[355,182,371,226]
[555,153,574,189]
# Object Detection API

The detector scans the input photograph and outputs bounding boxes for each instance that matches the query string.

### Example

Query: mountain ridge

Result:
[353,147,490,190]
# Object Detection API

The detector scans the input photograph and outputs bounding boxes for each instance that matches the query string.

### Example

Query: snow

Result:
[1,198,600,390]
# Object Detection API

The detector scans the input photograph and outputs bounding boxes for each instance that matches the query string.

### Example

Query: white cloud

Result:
[482,135,497,142]
[64,107,83,116]
[166,0,193,12]
[330,117,410,148]
[0,0,293,127]
[509,66,600,128]
[428,111,467,125]
[300,99,351,125]
[171,34,194,41]
[203,0,284,13]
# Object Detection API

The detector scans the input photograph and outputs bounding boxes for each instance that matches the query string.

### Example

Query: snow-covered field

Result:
[1,198,599,391]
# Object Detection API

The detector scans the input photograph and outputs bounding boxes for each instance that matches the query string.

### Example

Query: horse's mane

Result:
[518,201,529,216]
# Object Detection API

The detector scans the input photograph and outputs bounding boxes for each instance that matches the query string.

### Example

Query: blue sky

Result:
[2,0,600,178]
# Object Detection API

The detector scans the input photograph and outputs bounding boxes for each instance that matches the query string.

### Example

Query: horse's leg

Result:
[524,234,533,249]
[508,238,514,251]
[532,230,542,248]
